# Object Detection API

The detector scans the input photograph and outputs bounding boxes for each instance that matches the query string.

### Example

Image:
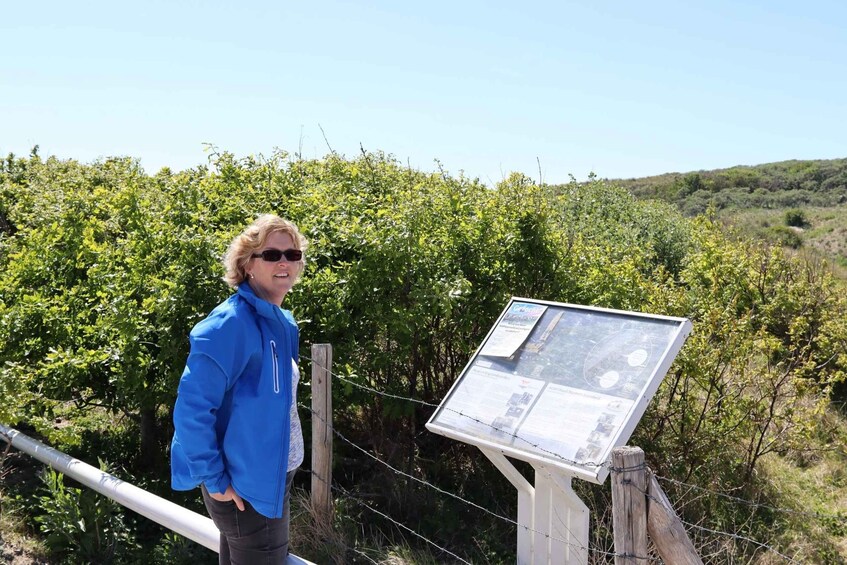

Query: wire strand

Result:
[627,472,801,565]
[679,519,802,565]
[301,350,813,564]
[655,474,847,523]
[303,353,612,469]
[301,401,660,564]
[304,352,847,527]
[327,477,473,564]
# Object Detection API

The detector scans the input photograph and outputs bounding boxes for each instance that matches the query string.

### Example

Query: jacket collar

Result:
[236,282,283,321]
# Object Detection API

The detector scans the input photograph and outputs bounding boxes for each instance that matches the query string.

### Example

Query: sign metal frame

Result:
[426,297,692,484]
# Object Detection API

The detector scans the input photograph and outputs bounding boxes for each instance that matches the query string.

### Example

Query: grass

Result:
[289,488,462,564]
[754,405,847,564]
[719,204,847,281]
[0,449,51,564]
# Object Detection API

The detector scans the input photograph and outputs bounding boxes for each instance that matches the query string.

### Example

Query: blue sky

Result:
[2,1,845,185]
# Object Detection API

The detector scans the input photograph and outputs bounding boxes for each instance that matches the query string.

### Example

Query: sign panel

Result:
[426,297,692,483]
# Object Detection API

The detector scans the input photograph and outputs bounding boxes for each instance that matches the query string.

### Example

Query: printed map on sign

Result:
[427,298,691,482]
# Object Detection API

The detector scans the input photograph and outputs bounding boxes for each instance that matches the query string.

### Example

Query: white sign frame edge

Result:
[426,296,692,484]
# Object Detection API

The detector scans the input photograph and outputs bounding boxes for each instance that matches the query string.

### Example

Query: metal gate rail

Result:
[0,423,315,564]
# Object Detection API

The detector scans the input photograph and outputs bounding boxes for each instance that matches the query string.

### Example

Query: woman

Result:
[171,214,306,563]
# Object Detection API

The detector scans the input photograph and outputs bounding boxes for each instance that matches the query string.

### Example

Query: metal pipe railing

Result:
[0,423,315,565]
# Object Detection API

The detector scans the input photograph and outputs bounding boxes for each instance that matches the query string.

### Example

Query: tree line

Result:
[613,158,847,215]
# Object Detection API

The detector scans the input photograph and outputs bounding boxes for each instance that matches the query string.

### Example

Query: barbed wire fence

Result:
[298,352,835,564]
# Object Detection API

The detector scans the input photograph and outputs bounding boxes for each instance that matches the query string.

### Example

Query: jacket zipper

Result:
[271,310,293,516]
[270,340,280,393]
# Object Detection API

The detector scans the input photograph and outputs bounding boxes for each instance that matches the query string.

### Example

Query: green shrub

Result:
[34,464,136,563]
[3,150,847,563]
[770,224,804,248]
[150,533,214,565]
[785,208,809,227]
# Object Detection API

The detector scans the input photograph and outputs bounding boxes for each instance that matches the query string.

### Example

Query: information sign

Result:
[426,297,692,483]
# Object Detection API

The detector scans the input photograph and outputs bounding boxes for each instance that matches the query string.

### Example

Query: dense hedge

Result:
[2,150,846,562]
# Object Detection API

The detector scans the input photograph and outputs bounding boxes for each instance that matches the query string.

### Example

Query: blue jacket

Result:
[170,283,299,519]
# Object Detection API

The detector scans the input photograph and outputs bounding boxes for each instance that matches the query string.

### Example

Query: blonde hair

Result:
[223,214,308,288]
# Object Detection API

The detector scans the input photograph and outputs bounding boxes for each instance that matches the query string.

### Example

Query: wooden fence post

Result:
[611,446,648,565]
[647,473,703,565]
[310,344,333,529]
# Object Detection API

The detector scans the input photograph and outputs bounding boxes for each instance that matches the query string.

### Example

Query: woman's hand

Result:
[209,485,245,511]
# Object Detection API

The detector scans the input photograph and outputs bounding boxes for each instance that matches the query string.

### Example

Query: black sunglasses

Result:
[251,248,303,262]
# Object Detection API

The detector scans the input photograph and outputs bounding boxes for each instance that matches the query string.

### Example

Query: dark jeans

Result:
[201,470,296,565]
